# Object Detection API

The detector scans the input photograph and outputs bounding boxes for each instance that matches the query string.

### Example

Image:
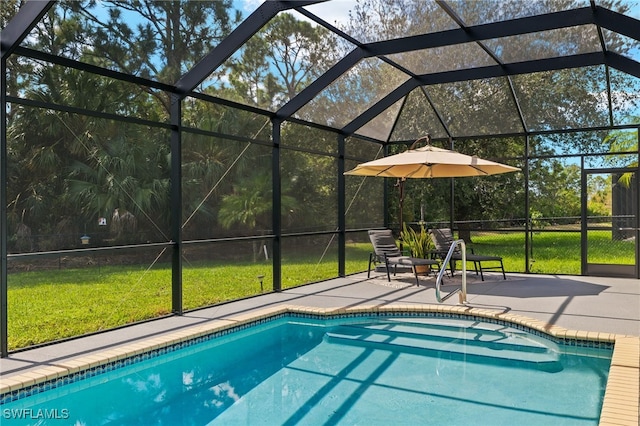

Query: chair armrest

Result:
[429,249,449,259]
[426,250,440,260]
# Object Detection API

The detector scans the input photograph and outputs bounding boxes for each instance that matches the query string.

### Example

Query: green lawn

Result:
[469,230,635,275]
[6,231,634,350]
[7,243,372,350]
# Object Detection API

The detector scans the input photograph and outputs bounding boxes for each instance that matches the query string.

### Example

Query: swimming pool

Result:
[1,308,613,425]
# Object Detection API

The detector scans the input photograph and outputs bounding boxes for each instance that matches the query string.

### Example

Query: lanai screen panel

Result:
[452,137,526,220]
[303,0,458,43]
[389,89,449,141]
[5,107,172,250]
[603,30,640,62]
[204,9,351,111]
[180,133,273,240]
[353,98,403,141]
[182,98,273,140]
[279,125,340,235]
[603,129,639,169]
[529,130,611,158]
[609,70,640,126]
[511,66,610,132]
[17,1,250,85]
[345,135,385,163]
[281,122,338,155]
[293,58,410,128]
[484,26,602,63]
[344,137,385,230]
[181,98,273,240]
[449,0,589,26]
[385,42,497,75]
[596,0,640,18]
[279,152,339,234]
[12,58,168,122]
[427,77,523,137]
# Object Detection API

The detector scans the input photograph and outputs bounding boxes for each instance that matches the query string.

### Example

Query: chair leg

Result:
[412,266,420,287]
[368,253,373,278]
[479,263,485,281]
[500,261,506,280]
[385,259,392,282]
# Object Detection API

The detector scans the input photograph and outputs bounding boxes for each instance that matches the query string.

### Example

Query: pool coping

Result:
[1,304,638,425]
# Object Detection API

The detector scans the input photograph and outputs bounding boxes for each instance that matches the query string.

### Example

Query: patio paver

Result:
[1,272,638,424]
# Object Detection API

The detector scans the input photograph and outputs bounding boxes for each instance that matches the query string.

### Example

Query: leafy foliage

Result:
[3,1,638,256]
[400,222,433,258]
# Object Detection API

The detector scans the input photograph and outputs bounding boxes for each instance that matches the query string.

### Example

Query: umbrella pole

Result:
[396,178,405,251]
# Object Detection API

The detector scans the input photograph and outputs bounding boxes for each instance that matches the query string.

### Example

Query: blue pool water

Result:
[1,315,612,425]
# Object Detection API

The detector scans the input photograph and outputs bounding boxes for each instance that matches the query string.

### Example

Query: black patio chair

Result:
[367,229,440,286]
[429,228,506,281]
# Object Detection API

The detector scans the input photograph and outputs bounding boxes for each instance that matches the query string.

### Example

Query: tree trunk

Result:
[457,227,473,244]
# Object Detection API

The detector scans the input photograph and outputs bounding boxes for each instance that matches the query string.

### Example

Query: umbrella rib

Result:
[470,165,490,175]
[376,165,397,176]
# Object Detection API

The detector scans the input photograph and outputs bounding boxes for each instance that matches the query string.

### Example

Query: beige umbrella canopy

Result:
[345,139,520,179]
[344,135,520,234]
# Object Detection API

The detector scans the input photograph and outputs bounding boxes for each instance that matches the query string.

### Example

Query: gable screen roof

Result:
[3,0,640,143]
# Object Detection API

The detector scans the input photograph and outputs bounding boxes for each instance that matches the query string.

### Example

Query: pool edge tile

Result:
[599,336,640,426]
[2,302,636,426]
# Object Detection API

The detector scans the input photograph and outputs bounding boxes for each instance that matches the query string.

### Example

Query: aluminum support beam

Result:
[343,52,605,137]
[606,52,640,79]
[338,135,346,277]
[170,95,183,314]
[594,6,640,41]
[365,8,596,57]
[524,135,531,274]
[418,52,605,85]
[1,58,7,357]
[272,119,282,291]
[1,1,54,59]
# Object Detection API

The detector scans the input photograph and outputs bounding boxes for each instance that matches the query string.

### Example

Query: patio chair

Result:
[367,229,440,286]
[429,228,506,281]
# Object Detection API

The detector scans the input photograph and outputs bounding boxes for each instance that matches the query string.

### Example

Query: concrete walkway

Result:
[1,271,639,378]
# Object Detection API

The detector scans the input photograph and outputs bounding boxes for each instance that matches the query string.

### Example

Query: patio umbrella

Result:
[344,135,520,234]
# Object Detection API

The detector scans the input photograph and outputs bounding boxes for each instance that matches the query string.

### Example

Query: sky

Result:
[238,0,357,26]
[238,0,640,24]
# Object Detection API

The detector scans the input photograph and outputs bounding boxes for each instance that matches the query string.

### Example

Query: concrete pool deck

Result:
[1,272,639,424]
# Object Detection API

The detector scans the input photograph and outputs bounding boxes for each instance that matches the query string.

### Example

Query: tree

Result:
[65,126,171,244]
[8,66,171,248]
[5,1,240,250]
[340,0,635,235]
[586,174,611,217]
[226,12,336,110]
[66,0,239,113]
[218,172,297,261]
[529,161,582,221]
[604,118,639,187]
[180,98,274,241]
[2,0,36,102]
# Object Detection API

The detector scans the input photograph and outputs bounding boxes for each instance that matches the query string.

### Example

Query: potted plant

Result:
[401,223,435,273]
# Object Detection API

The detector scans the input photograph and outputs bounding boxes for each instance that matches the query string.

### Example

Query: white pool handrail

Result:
[435,239,468,304]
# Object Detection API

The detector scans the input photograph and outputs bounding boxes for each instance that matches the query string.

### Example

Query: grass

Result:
[6,232,634,350]
[7,243,372,350]
[469,230,635,275]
